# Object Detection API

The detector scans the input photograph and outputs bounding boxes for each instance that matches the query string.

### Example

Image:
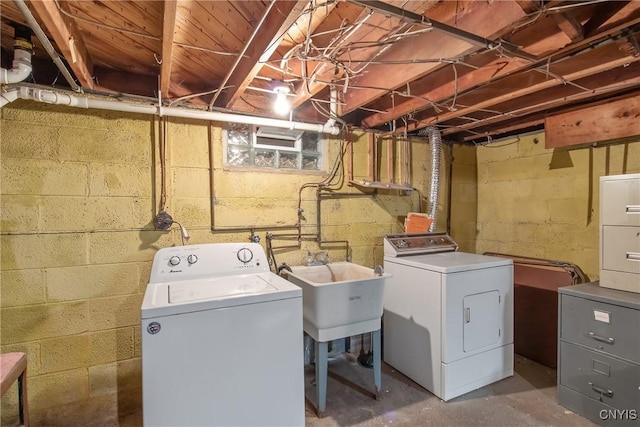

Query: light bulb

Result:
[274,93,290,116]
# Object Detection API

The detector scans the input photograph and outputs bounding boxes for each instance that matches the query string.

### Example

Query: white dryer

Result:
[383,233,514,401]
[141,243,304,427]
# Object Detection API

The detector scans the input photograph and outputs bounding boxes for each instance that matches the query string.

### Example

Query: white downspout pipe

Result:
[13,0,80,91]
[1,88,19,108]
[325,86,338,128]
[0,25,33,85]
[13,85,342,135]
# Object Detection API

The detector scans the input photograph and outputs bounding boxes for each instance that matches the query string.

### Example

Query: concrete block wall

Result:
[0,101,444,425]
[475,132,640,281]
[450,145,477,253]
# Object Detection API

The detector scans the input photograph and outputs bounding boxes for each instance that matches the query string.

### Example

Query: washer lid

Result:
[141,272,301,318]
[169,275,277,304]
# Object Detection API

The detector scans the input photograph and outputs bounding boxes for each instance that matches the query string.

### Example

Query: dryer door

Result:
[463,291,501,352]
[441,265,513,363]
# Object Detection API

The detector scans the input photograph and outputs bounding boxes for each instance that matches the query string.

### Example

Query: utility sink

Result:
[285,262,390,342]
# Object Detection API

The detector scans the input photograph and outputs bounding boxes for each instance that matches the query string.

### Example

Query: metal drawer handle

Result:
[589,331,615,345]
[627,252,640,262]
[626,205,640,214]
[589,382,614,398]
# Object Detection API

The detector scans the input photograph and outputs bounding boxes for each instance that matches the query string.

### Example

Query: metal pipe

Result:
[416,126,442,231]
[13,0,80,91]
[347,0,536,62]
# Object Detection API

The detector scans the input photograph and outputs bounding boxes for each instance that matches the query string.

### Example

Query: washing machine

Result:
[383,233,514,401]
[141,243,304,427]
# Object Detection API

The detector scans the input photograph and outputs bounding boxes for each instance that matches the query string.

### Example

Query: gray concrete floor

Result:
[303,353,597,427]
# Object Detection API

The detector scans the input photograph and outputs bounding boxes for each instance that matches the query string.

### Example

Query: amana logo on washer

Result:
[147,322,161,335]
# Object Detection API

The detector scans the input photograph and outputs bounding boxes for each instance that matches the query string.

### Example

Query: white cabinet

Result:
[600,174,640,293]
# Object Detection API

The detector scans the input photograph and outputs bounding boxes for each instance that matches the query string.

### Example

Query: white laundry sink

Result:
[286,262,389,342]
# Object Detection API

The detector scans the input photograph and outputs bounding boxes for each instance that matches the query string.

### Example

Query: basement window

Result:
[225,123,323,171]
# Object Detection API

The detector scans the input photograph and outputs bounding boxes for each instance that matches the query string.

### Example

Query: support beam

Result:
[545,93,640,148]
[29,0,94,89]
[160,0,178,99]
[583,1,631,37]
[364,14,640,130]
[341,1,528,115]
[395,40,640,135]
[211,0,305,109]
[444,61,640,141]
[552,13,584,42]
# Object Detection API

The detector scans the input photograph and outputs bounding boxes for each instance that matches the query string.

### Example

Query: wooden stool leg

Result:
[18,368,28,427]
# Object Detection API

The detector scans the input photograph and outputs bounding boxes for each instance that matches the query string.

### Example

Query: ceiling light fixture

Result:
[273,83,291,116]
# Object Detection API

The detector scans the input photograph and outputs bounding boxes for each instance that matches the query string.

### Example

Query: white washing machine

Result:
[383,233,514,401]
[141,243,304,427]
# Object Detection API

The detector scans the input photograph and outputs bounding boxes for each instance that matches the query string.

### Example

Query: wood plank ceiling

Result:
[1,0,639,143]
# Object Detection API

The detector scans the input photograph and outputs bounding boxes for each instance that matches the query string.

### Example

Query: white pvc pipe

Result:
[13,86,341,135]
[325,86,338,128]
[0,88,19,108]
[13,0,80,91]
[0,49,32,84]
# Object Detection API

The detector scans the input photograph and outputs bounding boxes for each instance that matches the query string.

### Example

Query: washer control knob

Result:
[187,254,198,265]
[237,248,253,264]
[169,256,181,266]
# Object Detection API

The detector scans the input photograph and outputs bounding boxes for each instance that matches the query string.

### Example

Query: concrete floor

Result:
[303,353,597,427]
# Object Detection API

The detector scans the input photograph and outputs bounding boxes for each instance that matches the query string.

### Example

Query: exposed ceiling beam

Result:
[160,0,178,99]
[340,1,528,115]
[583,1,631,37]
[395,42,640,135]
[514,0,542,14]
[552,13,584,42]
[28,0,94,89]
[452,64,640,141]
[211,0,306,109]
[362,12,640,129]
[348,0,526,53]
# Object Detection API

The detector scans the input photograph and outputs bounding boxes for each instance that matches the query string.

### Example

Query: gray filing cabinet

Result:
[558,282,640,426]
[600,173,640,294]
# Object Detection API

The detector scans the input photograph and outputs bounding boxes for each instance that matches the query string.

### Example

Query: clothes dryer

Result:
[383,233,514,401]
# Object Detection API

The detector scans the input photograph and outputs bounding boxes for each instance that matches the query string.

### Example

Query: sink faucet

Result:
[374,265,384,276]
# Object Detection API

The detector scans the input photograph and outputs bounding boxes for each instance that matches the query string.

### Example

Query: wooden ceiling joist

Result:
[160,0,178,99]
[394,37,640,135]
[362,11,640,131]
[212,0,306,109]
[552,13,584,42]
[340,1,527,115]
[29,0,94,89]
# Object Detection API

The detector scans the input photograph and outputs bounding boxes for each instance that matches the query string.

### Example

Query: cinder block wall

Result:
[475,132,640,281]
[450,145,477,253]
[0,100,448,425]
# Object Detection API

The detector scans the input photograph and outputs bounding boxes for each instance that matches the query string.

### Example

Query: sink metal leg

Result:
[373,328,382,398]
[315,340,328,416]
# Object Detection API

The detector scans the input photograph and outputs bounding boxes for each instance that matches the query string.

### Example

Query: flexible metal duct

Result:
[417,126,442,231]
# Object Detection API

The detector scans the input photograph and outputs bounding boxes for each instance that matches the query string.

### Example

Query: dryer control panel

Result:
[384,232,458,257]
